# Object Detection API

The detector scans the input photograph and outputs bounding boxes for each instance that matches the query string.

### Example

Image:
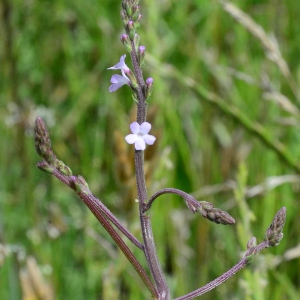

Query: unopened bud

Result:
[264,207,286,247]
[127,21,135,39]
[56,160,73,176]
[145,77,154,100]
[121,34,132,52]
[247,237,257,249]
[138,45,146,66]
[121,10,129,25]
[37,161,54,175]
[134,14,142,27]
[69,176,83,193]
[78,175,89,189]
[132,6,141,21]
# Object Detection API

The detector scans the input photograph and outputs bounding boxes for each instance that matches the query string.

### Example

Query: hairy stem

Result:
[145,188,197,212]
[130,39,170,299]
[145,188,235,225]
[175,240,269,300]
[135,152,170,299]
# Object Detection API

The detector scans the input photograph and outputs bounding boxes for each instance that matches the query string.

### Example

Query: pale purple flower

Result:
[108,55,130,74]
[108,55,130,92]
[109,74,130,92]
[125,122,156,150]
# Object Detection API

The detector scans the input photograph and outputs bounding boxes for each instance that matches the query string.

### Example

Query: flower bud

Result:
[126,7,132,17]
[132,6,141,21]
[121,34,132,52]
[135,14,142,25]
[121,10,129,25]
[57,160,73,176]
[127,21,135,39]
[246,237,257,249]
[145,77,154,100]
[37,161,55,175]
[138,45,146,66]
[69,176,80,192]
[78,175,89,189]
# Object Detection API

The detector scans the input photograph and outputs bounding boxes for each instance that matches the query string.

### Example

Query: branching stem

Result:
[175,241,270,300]
[145,188,198,212]
[36,161,158,299]
[131,45,171,298]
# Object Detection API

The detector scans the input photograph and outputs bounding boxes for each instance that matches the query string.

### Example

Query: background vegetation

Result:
[1,0,300,299]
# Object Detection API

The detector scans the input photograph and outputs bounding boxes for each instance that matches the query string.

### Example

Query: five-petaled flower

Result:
[108,55,131,92]
[125,122,156,150]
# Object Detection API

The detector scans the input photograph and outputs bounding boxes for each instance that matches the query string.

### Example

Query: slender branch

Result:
[34,117,158,298]
[175,240,272,300]
[145,188,235,225]
[174,257,251,300]
[176,206,286,299]
[84,192,145,251]
[37,161,158,299]
[145,188,196,212]
[36,161,144,250]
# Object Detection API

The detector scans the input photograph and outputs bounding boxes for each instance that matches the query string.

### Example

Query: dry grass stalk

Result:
[19,256,53,300]
[219,0,299,101]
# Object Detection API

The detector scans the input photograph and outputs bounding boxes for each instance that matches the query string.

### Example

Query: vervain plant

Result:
[34,1,286,299]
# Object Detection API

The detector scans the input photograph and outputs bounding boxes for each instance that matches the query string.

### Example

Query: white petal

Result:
[125,134,138,144]
[143,134,156,145]
[130,122,140,134]
[140,122,151,134]
[135,137,146,150]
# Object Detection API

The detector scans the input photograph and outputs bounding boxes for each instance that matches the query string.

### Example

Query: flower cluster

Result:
[108,53,156,150]
[108,1,156,150]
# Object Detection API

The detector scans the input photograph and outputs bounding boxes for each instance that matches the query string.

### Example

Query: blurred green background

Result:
[1,0,300,299]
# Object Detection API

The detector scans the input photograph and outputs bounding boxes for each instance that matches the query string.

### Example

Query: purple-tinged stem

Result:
[145,188,235,225]
[175,241,270,300]
[37,161,144,250]
[135,152,170,300]
[145,188,198,212]
[36,162,158,299]
[175,206,286,299]
[129,35,170,299]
